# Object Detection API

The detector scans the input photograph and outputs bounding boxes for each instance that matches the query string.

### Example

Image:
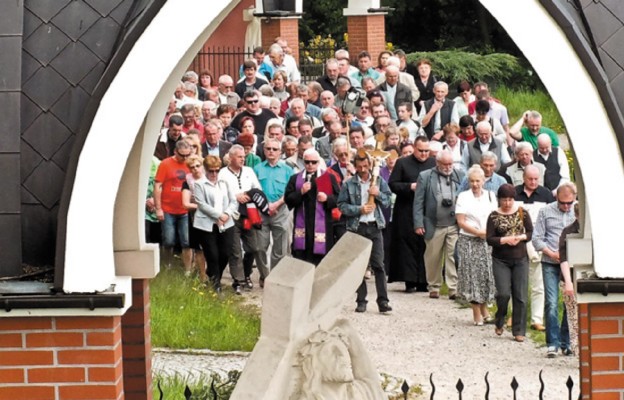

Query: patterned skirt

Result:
[457,234,496,304]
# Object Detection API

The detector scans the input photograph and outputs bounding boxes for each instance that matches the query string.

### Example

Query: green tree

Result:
[382,0,520,54]
[299,0,520,55]
[300,0,347,46]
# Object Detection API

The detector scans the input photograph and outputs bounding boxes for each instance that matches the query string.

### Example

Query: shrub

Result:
[406,50,536,89]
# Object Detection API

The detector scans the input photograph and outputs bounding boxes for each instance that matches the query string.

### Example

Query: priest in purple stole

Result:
[285,148,341,265]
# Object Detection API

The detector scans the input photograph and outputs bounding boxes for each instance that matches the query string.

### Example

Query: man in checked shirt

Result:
[532,182,577,358]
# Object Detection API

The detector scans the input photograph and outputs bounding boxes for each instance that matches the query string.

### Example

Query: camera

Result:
[441,198,453,208]
[341,87,367,115]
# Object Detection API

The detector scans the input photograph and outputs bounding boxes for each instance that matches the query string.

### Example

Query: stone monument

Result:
[230,232,386,400]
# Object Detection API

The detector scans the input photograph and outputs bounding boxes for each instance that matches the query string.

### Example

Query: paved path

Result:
[153,279,580,399]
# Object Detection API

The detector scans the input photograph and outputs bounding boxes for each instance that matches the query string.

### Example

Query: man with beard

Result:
[414,149,465,299]
[388,136,436,292]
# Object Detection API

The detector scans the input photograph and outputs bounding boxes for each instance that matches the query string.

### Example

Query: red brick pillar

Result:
[122,279,152,400]
[261,18,300,65]
[578,302,624,398]
[0,316,123,400]
[346,14,386,66]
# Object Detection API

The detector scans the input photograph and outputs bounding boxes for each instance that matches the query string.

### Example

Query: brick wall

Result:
[579,302,624,399]
[0,316,123,400]
[261,18,300,65]
[122,279,152,400]
[347,15,386,66]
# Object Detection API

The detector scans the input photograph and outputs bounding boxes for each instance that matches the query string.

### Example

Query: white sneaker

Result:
[546,346,557,358]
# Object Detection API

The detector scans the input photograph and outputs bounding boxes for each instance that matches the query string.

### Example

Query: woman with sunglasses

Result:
[193,155,238,293]
[284,148,340,265]
[182,155,207,282]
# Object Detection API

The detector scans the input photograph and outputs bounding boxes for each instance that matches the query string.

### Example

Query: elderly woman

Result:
[284,148,340,265]
[456,165,498,325]
[486,183,533,342]
[194,155,238,293]
[181,155,207,281]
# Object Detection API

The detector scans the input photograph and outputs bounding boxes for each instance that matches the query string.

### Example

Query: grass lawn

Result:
[493,85,566,134]
[150,267,260,351]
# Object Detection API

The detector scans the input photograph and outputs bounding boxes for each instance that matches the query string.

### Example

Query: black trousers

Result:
[198,225,235,290]
[354,223,389,306]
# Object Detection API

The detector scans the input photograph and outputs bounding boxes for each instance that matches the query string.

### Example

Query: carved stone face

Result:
[318,340,354,383]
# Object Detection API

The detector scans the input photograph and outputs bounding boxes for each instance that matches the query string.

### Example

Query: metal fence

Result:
[298,44,342,84]
[158,370,580,399]
[190,47,253,82]
[404,371,580,400]
[190,44,343,84]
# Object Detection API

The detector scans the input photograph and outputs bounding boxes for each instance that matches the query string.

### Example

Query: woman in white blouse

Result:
[194,155,238,292]
[455,165,498,325]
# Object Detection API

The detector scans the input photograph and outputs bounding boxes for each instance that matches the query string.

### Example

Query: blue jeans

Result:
[542,262,569,349]
[162,213,190,248]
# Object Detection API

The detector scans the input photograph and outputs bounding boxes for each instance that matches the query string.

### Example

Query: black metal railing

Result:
[298,44,343,84]
[190,44,345,85]
[191,47,254,82]
[399,370,580,400]
[158,369,580,399]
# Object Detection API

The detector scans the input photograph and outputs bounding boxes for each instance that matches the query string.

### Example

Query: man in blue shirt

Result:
[532,182,577,358]
[253,137,294,286]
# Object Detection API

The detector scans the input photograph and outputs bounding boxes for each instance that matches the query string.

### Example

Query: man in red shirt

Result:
[154,140,192,272]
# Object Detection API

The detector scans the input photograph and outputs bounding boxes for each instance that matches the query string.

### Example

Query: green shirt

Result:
[520,126,559,149]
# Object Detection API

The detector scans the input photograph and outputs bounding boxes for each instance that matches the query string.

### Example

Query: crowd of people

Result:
[147,37,579,358]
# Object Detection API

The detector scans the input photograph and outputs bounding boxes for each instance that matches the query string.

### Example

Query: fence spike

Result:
[539,369,545,400]
[566,375,574,400]
[401,379,409,399]
[484,371,490,400]
[184,384,192,400]
[157,379,163,400]
[510,376,519,400]
[429,373,436,400]
[211,380,219,400]
[456,378,464,400]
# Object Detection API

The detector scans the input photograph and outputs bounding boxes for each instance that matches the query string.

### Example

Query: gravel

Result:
[153,279,580,399]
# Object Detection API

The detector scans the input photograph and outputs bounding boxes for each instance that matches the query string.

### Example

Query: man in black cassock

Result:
[285,149,340,265]
[388,136,436,292]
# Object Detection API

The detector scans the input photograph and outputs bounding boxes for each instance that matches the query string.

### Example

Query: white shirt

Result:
[418,100,460,132]
[218,166,261,196]
[264,54,301,83]
[455,190,497,236]
[358,176,376,223]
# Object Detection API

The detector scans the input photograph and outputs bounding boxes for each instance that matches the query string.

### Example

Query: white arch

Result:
[481,0,623,278]
[63,0,240,293]
[62,0,624,296]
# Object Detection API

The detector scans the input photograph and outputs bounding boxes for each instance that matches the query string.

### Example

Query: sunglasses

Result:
[265,147,280,151]
[558,200,574,205]
[304,160,319,165]
[336,152,349,157]
[207,169,220,173]
[246,100,259,104]
[177,153,191,158]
